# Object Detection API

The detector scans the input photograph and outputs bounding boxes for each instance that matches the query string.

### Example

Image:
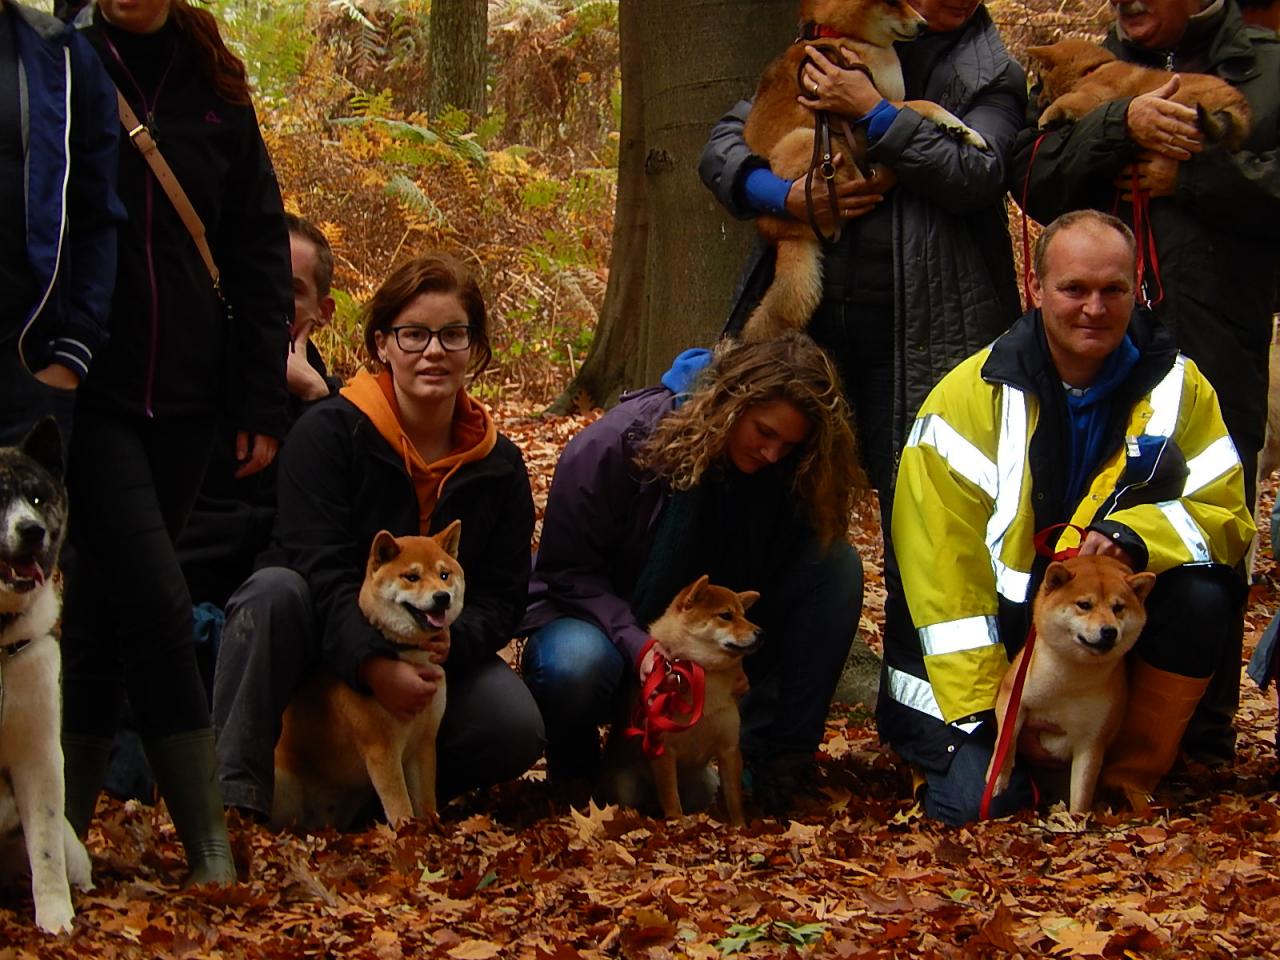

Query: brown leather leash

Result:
[794,38,873,248]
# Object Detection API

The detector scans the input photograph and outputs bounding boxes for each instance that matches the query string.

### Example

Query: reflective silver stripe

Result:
[886,666,943,721]
[906,414,997,498]
[919,615,1001,656]
[1183,435,1240,495]
[1146,356,1185,438]
[986,386,1031,603]
[1158,499,1211,562]
[991,556,1031,603]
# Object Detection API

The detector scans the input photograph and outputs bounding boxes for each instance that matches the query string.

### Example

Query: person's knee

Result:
[1140,567,1240,677]
[522,619,622,717]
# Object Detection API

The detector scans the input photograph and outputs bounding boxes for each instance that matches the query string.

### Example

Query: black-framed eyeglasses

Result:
[389,324,473,353]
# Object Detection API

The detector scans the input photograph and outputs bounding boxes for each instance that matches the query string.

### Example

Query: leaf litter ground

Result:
[3,403,1280,959]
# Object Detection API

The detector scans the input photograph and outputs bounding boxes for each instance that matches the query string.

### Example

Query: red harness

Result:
[978,524,1084,820]
[624,638,707,758]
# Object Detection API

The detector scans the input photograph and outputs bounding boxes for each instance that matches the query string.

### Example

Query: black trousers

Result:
[61,406,217,739]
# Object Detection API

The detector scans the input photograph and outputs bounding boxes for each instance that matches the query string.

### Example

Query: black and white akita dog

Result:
[0,419,91,934]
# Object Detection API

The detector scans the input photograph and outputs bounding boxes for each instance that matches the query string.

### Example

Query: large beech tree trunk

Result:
[428,0,487,116]
[553,0,794,411]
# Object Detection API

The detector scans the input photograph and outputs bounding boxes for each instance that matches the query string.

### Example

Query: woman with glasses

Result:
[211,253,543,826]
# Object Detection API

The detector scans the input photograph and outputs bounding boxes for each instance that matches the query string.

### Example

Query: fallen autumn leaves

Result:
[2,404,1278,958]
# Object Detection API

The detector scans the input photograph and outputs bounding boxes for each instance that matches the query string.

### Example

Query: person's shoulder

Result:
[7,1,66,41]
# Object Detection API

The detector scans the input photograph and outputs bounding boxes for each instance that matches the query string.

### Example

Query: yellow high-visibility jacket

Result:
[877,310,1254,773]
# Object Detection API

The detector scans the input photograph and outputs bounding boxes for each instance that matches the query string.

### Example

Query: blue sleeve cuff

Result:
[741,167,793,216]
[50,337,92,379]
[860,99,900,141]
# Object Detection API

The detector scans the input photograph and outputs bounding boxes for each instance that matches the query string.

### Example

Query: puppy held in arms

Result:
[1028,38,1251,149]
[272,523,463,830]
[0,420,92,934]
[605,576,761,827]
[986,555,1155,814]
[741,0,988,341]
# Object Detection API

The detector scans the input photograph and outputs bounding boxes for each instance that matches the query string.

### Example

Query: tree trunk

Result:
[427,0,487,116]
[555,0,794,410]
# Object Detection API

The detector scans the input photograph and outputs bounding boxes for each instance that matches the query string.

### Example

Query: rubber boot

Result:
[62,733,112,838]
[144,729,236,886]
[1100,659,1211,805]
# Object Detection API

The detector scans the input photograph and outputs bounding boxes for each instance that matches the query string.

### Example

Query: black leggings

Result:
[61,407,216,739]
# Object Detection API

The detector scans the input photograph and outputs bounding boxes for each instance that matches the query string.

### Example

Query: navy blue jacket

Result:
[10,1,122,378]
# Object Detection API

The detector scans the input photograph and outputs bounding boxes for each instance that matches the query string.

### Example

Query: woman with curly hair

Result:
[522,333,865,811]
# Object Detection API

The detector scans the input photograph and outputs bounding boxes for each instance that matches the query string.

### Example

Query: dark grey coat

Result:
[699,6,1026,463]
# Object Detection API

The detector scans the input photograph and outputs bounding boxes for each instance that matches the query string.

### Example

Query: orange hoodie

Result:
[340,368,497,533]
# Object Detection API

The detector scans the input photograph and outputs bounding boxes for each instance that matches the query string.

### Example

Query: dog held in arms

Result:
[605,576,761,827]
[0,420,92,934]
[985,554,1156,814]
[1027,38,1251,149]
[272,523,462,829]
[741,0,989,340]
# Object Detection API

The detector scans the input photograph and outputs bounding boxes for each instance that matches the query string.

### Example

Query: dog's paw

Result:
[34,896,75,936]
[64,830,92,893]
[958,126,988,150]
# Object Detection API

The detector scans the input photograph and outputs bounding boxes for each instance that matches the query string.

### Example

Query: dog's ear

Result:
[1027,44,1050,65]
[21,417,63,479]
[1126,570,1157,603]
[678,574,711,609]
[369,530,401,570]
[736,590,760,612]
[1041,561,1075,594]
[434,519,462,558]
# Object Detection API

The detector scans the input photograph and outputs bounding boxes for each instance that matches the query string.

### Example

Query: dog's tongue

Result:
[426,610,447,630]
[13,560,44,585]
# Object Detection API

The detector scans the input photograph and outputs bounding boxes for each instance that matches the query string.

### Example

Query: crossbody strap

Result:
[115,89,221,294]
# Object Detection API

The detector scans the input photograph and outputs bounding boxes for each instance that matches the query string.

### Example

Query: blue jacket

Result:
[11,1,122,378]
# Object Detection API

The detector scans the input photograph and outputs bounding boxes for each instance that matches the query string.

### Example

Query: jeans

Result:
[523,540,864,780]
[213,567,545,818]
[922,722,1036,826]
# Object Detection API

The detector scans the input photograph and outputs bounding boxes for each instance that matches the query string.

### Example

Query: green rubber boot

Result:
[144,729,236,886]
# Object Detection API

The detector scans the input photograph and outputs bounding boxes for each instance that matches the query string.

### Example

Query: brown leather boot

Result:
[1100,659,1211,809]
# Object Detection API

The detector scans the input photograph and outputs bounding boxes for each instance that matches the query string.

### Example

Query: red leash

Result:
[624,638,706,758]
[978,524,1084,820]
[1129,169,1164,308]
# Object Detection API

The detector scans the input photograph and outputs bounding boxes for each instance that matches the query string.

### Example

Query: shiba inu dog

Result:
[606,576,761,827]
[0,420,92,934]
[272,523,463,829]
[986,555,1156,814]
[1028,39,1251,150]
[741,0,989,340]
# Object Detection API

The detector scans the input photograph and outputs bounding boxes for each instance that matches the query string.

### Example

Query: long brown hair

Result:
[637,333,865,545]
[171,0,252,106]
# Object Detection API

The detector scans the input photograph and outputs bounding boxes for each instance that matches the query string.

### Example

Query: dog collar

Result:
[0,636,33,658]
[799,21,845,41]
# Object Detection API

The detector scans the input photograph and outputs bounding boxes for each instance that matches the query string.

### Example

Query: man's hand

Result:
[234,431,280,479]
[1115,151,1180,199]
[286,322,331,402]
[1077,530,1136,569]
[1125,76,1202,160]
[360,656,444,722]
[799,44,882,117]
[783,154,894,232]
[33,364,80,390]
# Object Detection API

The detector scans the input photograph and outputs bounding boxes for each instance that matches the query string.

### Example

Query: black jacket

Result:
[78,13,290,436]
[265,396,535,691]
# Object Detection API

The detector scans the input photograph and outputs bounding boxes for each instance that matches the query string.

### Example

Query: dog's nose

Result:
[16,519,45,551]
[1099,625,1118,644]
[432,591,451,609]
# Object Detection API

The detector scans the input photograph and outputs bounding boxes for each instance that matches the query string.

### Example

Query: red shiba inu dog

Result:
[741,0,988,340]
[272,523,463,829]
[607,576,761,827]
[1028,38,1251,149]
[986,554,1156,814]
